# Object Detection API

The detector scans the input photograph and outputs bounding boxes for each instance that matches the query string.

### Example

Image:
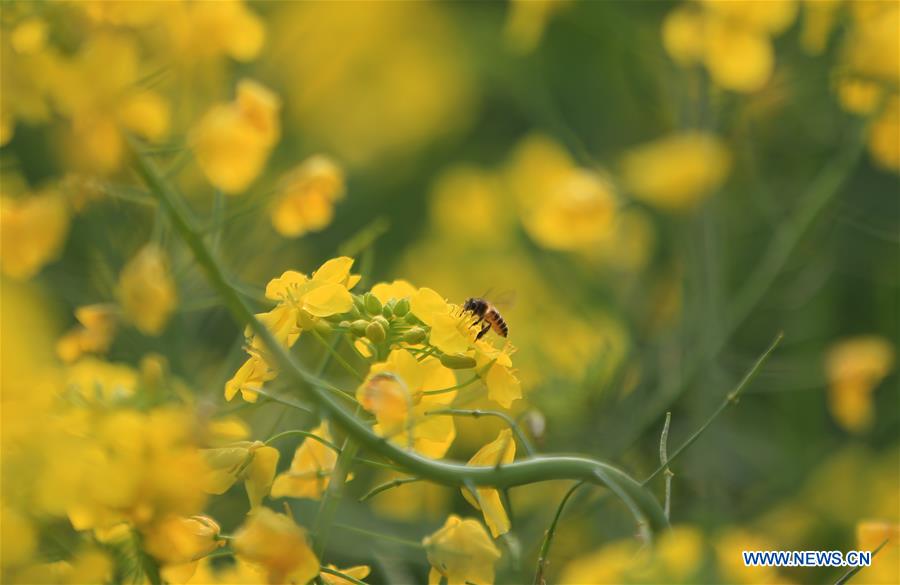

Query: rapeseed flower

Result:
[0,187,70,280]
[271,421,341,500]
[357,349,457,458]
[825,336,895,432]
[202,441,280,510]
[462,429,516,538]
[232,508,320,585]
[191,79,281,194]
[118,244,178,336]
[621,132,731,211]
[271,155,345,238]
[321,564,371,585]
[56,304,119,363]
[143,515,224,583]
[423,515,501,585]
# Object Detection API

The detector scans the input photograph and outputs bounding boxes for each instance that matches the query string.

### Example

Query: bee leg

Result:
[476,322,490,340]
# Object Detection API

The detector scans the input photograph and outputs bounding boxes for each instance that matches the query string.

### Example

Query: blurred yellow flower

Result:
[271,155,345,238]
[56,304,119,364]
[868,98,900,172]
[0,505,36,570]
[462,429,516,538]
[801,0,842,55]
[825,336,895,432]
[321,564,371,585]
[191,79,281,194]
[118,244,177,336]
[65,358,137,403]
[0,188,70,280]
[370,470,450,523]
[507,135,618,252]
[143,515,223,583]
[224,354,274,403]
[10,17,47,55]
[357,350,457,458]
[621,132,731,211]
[423,515,501,585]
[232,508,319,585]
[856,521,900,584]
[715,529,786,584]
[662,1,796,93]
[201,441,279,510]
[271,421,341,500]
[165,0,265,63]
[269,2,473,167]
[429,166,511,243]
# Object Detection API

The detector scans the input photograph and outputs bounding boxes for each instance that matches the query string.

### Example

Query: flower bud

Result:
[439,353,477,369]
[382,304,393,319]
[351,320,369,337]
[339,320,351,329]
[364,293,382,316]
[373,316,390,330]
[405,312,422,325]
[393,298,410,317]
[353,296,366,314]
[365,321,386,343]
[314,320,332,336]
[403,327,426,344]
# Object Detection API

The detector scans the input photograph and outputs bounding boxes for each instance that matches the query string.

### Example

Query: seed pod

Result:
[351,320,369,337]
[439,353,477,369]
[393,298,410,317]
[364,293,382,316]
[403,327,426,344]
[365,321,386,343]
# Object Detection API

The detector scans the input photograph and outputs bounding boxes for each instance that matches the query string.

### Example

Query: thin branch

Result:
[359,477,423,502]
[533,481,585,585]
[659,412,673,521]
[834,538,890,585]
[425,408,537,457]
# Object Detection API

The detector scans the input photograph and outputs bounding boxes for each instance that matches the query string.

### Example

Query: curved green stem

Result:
[130,141,668,535]
[425,408,537,457]
[359,476,423,502]
[534,481,585,585]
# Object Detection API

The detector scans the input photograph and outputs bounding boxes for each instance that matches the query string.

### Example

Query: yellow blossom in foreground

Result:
[0,505,37,570]
[507,134,618,251]
[321,564,371,585]
[357,350,457,458]
[144,515,223,583]
[118,244,177,336]
[192,79,281,194]
[202,441,279,510]
[621,132,731,211]
[423,515,501,585]
[370,279,418,304]
[0,189,70,280]
[825,336,895,432]
[56,304,119,363]
[271,155,345,237]
[226,257,359,401]
[462,429,516,538]
[271,421,340,500]
[856,521,900,584]
[232,508,320,585]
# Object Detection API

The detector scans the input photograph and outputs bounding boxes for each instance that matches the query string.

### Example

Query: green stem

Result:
[265,429,341,451]
[533,481,585,585]
[130,140,668,535]
[834,538,890,585]
[358,477,423,502]
[642,332,783,484]
[425,408,537,457]
[332,523,424,550]
[312,329,365,382]
[659,412,673,521]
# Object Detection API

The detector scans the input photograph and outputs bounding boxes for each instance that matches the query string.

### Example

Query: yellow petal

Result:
[312,256,355,284]
[430,314,471,355]
[245,445,280,510]
[485,364,522,408]
[302,282,353,317]
[410,287,450,326]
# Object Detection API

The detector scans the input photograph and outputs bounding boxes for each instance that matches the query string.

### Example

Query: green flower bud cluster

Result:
[340,293,428,360]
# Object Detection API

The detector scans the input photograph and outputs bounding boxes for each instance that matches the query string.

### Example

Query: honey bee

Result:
[462,297,509,341]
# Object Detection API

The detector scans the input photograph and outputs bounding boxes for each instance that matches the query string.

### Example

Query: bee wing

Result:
[491,289,517,309]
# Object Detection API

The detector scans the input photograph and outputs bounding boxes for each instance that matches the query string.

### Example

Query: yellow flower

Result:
[423,515,501,585]
[507,135,618,251]
[271,156,345,237]
[10,17,47,55]
[856,521,900,584]
[232,508,320,585]
[621,132,731,211]
[165,0,265,63]
[0,188,70,280]
[370,279,418,304]
[56,304,119,364]
[801,0,842,55]
[559,539,643,585]
[461,429,516,538]
[370,470,450,523]
[271,421,340,500]
[191,79,281,194]
[429,167,511,243]
[703,18,774,93]
[201,441,279,510]
[321,564,371,585]
[0,505,36,569]
[715,529,784,584]
[473,342,522,409]
[226,257,359,401]
[118,244,177,336]
[143,515,223,583]
[357,349,457,459]
[868,98,900,172]
[825,336,895,432]
[65,358,137,403]
[225,355,275,403]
